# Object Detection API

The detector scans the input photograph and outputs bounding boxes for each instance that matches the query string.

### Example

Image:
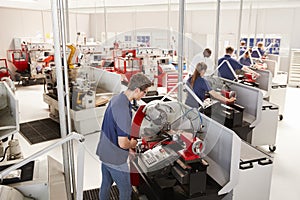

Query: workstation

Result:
[0,0,300,200]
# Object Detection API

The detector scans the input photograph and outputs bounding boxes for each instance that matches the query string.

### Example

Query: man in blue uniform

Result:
[185,62,235,108]
[218,46,259,81]
[239,50,252,66]
[251,41,265,58]
[96,73,152,200]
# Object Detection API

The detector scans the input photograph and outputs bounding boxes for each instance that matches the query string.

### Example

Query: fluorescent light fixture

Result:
[7,0,38,2]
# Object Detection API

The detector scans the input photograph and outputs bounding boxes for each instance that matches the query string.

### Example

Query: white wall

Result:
[0,7,89,75]
[89,7,300,72]
[1,6,300,74]
[0,8,44,57]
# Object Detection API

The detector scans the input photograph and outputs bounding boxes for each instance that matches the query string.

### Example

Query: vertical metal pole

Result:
[236,0,244,58]
[51,0,73,199]
[59,0,78,199]
[94,2,98,42]
[76,141,85,200]
[177,0,185,102]
[254,5,259,46]
[103,0,108,42]
[247,2,253,49]
[59,0,77,199]
[64,0,70,42]
[168,0,171,49]
[214,0,221,67]
[41,11,46,42]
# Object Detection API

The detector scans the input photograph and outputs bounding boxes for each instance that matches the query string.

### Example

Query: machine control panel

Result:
[138,145,178,174]
[143,146,168,167]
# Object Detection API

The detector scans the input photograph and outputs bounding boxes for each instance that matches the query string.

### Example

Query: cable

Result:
[0,146,10,162]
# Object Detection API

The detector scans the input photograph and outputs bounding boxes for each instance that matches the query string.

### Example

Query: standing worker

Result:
[96,73,152,200]
[218,46,260,81]
[189,48,214,75]
[185,62,236,108]
[238,40,247,56]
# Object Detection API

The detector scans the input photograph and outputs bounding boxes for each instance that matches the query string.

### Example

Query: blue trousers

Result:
[100,162,132,200]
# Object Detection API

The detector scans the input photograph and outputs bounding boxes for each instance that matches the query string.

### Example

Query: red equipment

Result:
[43,55,55,67]
[221,89,236,99]
[7,50,29,72]
[244,72,256,83]
[177,131,203,161]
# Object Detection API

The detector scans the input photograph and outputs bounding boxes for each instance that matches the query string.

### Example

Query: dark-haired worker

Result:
[96,73,152,200]
[189,48,213,75]
[251,41,265,58]
[185,62,236,108]
[239,50,252,66]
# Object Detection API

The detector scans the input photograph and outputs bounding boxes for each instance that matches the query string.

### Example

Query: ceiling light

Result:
[7,0,38,2]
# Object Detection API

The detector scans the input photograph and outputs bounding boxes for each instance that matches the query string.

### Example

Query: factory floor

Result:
[12,84,300,200]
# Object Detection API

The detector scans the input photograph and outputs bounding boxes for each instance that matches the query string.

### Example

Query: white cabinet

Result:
[288,49,300,87]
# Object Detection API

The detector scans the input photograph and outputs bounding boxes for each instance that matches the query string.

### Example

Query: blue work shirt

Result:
[218,55,243,80]
[96,92,132,165]
[239,56,251,66]
[239,47,246,56]
[252,48,265,58]
[185,76,212,108]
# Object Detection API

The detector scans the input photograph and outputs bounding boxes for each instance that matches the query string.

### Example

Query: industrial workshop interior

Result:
[0,0,300,199]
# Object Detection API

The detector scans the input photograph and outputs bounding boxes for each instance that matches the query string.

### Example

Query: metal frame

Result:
[0,132,85,200]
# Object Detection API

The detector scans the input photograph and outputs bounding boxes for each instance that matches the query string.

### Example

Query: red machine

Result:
[7,50,29,73]
[113,49,142,82]
[241,72,259,87]
[43,55,54,67]
[130,102,209,197]
[221,89,236,99]
[244,72,256,83]
[178,131,203,161]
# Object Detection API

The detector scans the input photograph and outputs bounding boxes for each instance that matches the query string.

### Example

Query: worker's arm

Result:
[209,90,236,104]
[118,137,137,149]
[242,66,260,79]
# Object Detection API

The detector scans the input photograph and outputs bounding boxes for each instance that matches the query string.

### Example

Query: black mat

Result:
[83,186,139,200]
[20,118,61,144]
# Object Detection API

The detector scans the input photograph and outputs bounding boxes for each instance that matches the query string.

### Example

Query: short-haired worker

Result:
[239,50,252,66]
[252,41,265,58]
[96,73,152,200]
[189,48,213,75]
[185,62,236,108]
[218,46,260,81]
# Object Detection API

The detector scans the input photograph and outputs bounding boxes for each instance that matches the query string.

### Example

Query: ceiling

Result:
[1,0,300,13]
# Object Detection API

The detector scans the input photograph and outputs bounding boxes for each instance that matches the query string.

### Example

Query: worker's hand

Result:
[129,148,137,160]
[226,97,236,104]
[130,138,138,149]
[253,72,260,80]
[252,64,259,69]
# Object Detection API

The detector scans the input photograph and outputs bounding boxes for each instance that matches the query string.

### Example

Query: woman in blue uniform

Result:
[185,62,236,108]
